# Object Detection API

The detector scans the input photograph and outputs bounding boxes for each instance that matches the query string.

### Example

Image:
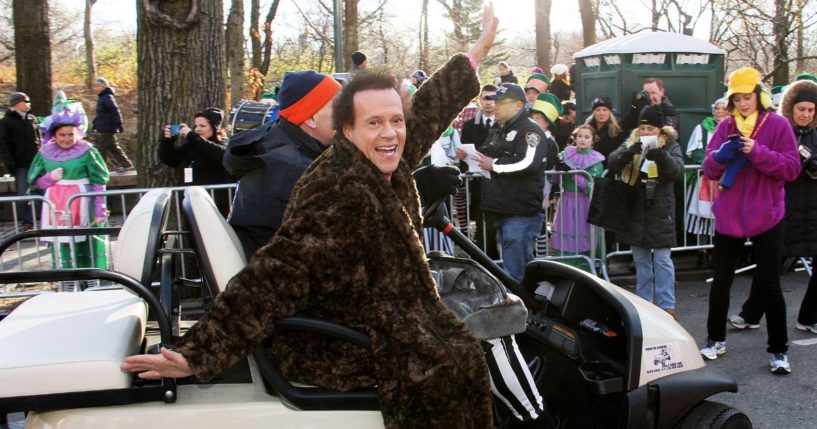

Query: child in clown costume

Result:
[28,110,109,269]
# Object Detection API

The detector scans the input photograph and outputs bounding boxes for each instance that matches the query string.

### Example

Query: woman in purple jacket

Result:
[699,68,801,374]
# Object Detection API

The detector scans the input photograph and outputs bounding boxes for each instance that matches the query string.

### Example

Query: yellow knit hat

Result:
[726,67,761,99]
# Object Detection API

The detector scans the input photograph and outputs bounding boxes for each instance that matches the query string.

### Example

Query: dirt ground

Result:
[0,82,139,174]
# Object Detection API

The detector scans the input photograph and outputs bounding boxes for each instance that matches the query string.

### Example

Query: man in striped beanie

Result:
[225,70,342,257]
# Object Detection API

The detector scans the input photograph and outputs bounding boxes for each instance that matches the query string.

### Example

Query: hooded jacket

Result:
[92,87,123,133]
[224,118,328,258]
[703,110,801,238]
[608,127,684,248]
[780,80,817,256]
[175,54,493,429]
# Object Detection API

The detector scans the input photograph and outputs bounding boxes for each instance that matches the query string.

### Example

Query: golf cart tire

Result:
[674,400,752,429]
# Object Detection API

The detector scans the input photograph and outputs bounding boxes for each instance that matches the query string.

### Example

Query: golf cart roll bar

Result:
[0,269,177,413]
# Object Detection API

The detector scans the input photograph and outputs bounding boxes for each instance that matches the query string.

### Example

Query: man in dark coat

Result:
[469,83,552,282]
[92,77,134,172]
[123,8,502,427]
[621,77,679,135]
[0,92,41,229]
[225,70,341,258]
[460,83,500,259]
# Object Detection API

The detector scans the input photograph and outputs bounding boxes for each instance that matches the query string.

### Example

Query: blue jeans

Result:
[631,246,675,310]
[496,213,544,282]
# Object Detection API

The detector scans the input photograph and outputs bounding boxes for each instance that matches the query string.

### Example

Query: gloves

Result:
[49,168,64,181]
[555,160,571,172]
[621,141,642,160]
[413,165,462,206]
[645,147,666,161]
[712,139,744,164]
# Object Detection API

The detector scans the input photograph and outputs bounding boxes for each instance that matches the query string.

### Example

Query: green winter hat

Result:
[525,73,551,90]
[795,72,817,83]
[531,92,563,123]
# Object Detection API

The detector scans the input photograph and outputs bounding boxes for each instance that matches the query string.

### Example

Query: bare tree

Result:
[260,0,282,76]
[12,0,51,117]
[84,0,97,89]
[419,0,429,70]
[136,0,226,187]
[534,0,552,71]
[578,0,596,47]
[226,0,244,105]
[250,0,261,70]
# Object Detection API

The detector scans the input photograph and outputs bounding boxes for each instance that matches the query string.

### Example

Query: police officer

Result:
[460,82,556,281]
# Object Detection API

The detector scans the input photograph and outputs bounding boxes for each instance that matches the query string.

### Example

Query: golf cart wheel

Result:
[674,400,752,429]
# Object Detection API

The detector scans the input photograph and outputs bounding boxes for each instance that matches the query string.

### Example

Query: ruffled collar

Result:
[39,140,92,162]
[561,145,604,170]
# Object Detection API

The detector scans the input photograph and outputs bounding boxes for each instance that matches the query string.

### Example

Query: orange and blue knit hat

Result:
[278,71,342,125]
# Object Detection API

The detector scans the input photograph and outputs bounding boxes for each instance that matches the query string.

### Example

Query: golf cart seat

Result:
[0,189,174,407]
[181,187,379,411]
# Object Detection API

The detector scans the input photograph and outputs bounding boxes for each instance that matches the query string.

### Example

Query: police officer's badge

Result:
[525,132,541,148]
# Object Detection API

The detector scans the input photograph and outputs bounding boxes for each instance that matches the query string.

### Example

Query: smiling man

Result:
[123,5,500,428]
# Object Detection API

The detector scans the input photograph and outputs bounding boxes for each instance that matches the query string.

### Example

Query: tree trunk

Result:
[419,0,429,70]
[578,0,596,47]
[226,0,244,107]
[84,0,98,89]
[771,0,789,86]
[343,0,359,71]
[534,0,552,71]
[136,0,226,187]
[250,0,261,71]
[795,0,804,73]
[12,0,51,117]
[259,0,281,77]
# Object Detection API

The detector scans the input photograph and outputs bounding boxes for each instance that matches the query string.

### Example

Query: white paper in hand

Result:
[460,144,491,178]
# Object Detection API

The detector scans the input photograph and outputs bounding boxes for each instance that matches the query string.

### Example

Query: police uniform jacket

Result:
[480,108,553,217]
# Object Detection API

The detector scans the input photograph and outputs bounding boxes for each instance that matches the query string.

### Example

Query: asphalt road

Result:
[3,270,816,429]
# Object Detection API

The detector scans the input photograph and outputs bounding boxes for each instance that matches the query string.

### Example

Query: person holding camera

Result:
[158,107,235,215]
[607,105,684,318]
[621,78,678,136]
[699,67,800,375]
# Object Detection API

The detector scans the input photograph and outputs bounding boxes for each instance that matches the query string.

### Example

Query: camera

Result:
[169,124,181,136]
[634,90,651,102]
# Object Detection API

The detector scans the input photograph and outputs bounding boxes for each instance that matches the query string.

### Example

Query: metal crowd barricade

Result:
[63,184,237,276]
[0,195,59,276]
[451,170,603,277]
[601,165,721,281]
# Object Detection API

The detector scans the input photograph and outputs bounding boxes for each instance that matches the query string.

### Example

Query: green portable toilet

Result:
[574,31,725,155]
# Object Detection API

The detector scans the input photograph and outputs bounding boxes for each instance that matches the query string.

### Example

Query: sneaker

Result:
[700,339,726,360]
[728,314,760,330]
[769,353,791,374]
[795,322,817,334]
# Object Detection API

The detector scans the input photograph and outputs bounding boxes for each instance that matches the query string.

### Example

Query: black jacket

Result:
[159,132,234,186]
[0,108,41,170]
[480,108,555,216]
[92,87,124,133]
[588,119,626,164]
[607,130,684,249]
[224,118,327,257]
[460,112,498,150]
[550,79,572,101]
[783,126,817,256]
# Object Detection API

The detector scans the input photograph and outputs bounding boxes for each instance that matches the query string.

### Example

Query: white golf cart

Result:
[0,188,751,428]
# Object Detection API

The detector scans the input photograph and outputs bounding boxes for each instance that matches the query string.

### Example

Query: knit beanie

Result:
[638,104,664,128]
[8,92,29,106]
[591,95,613,111]
[795,72,817,83]
[278,70,342,126]
[531,92,563,123]
[412,70,429,85]
[195,107,225,129]
[793,90,817,106]
[95,76,110,88]
[525,73,551,89]
[351,51,367,66]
